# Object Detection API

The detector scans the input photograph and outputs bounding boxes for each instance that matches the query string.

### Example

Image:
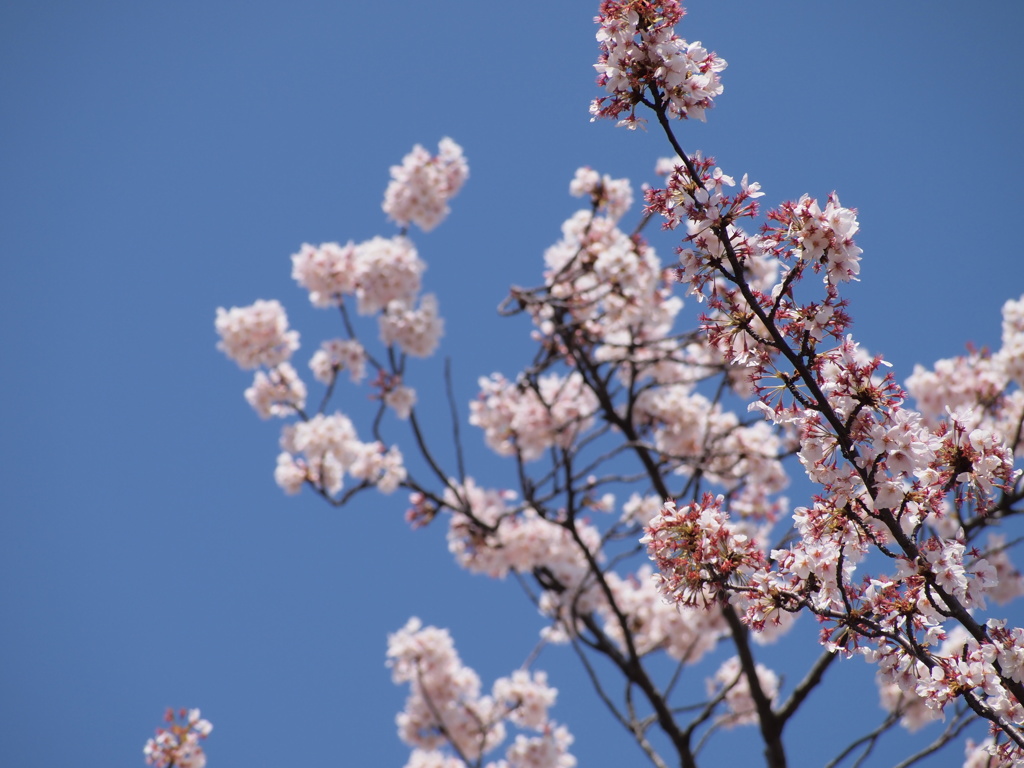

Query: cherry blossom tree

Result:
[178,2,1024,766]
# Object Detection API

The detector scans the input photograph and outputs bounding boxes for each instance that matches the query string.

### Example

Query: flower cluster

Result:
[706,656,779,728]
[275,413,406,496]
[143,708,212,768]
[214,306,408,496]
[291,236,423,312]
[207,4,1024,765]
[218,140,467,504]
[591,0,726,127]
[309,338,367,385]
[383,138,469,232]
[568,166,633,222]
[642,494,765,606]
[647,159,763,236]
[379,293,445,359]
[523,169,683,365]
[387,618,575,768]
[1001,296,1024,387]
[469,373,599,462]
[244,363,307,419]
[788,194,863,284]
[215,300,307,419]
[640,101,1024,754]
[906,296,1024,461]
[291,237,444,361]
[601,565,728,660]
[442,479,605,640]
[288,241,359,309]
[215,299,299,370]
[633,379,787,493]
[963,735,1024,768]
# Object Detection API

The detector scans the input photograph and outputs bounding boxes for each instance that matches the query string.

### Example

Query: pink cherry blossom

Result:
[602,565,727,660]
[383,138,469,232]
[276,413,406,496]
[404,750,466,768]
[215,299,299,369]
[209,6,1024,763]
[353,235,425,316]
[469,372,599,462]
[291,241,359,307]
[568,166,633,222]
[501,725,576,768]
[384,384,418,420]
[379,293,444,358]
[642,494,766,606]
[143,708,212,768]
[706,656,779,728]
[309,338,367,385]
[491,670,558,730]
[999,295,1024,387]
[591,0,726,127]
[244,362,306,419]
[387,619,575,767]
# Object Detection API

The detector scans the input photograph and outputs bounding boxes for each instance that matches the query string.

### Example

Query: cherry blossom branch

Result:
[821,710,900,768]
[889,706,975,768]
[212,6,1024,768]
[444,357,467,485]
[642,90,1024,749]
[576,613,698,768]
[567,631,671,768]
[774,647,837,725]
[719,603,785,768]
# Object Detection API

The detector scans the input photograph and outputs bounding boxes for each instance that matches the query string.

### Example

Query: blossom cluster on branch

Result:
[143,709,212,768]
[204,2,1024,767]
[387,618,576,768]
[635,75,1024,758]
[591,0,725,128]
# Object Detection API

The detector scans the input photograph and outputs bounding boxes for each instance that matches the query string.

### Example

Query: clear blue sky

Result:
[3,2,1023,767]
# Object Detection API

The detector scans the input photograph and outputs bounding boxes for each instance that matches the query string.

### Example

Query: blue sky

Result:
[3,1,1023,767]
